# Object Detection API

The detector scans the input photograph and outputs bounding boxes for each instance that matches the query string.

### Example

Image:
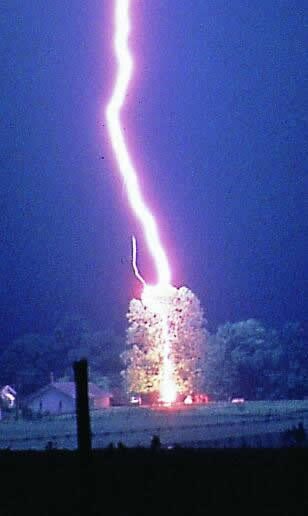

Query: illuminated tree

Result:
[120,286,208,395]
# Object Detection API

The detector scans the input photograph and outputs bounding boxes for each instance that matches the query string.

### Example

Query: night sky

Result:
[1,0,307,343]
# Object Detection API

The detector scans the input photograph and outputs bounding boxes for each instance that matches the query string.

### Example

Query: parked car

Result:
[129,394,142,406]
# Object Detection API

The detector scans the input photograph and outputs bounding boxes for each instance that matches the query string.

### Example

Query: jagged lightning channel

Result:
[105,0,171,287]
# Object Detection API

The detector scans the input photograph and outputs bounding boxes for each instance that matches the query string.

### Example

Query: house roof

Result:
[24,382,112,403]
[53,382,111,399]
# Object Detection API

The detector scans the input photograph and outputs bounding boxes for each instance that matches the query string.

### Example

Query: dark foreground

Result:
[1,447,308,515]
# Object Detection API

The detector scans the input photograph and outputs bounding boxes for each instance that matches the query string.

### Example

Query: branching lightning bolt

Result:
[106,0,170,287]
[132,235,146,287]
[106,0,177,403]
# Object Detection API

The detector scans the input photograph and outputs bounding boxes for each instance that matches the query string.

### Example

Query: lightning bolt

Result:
[106,0,176,403]
[106,0,170,287]
[132,235,146,288]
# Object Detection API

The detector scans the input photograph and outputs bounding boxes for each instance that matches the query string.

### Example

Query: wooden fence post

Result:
[73,359,94,514]
[73,359,92,459]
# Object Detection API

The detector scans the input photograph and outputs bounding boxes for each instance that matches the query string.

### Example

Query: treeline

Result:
[0,314,307,401]
[204,319,308,400]
[0,314,125,396]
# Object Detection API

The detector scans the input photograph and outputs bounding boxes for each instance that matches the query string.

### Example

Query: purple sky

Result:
[1,0,307,340]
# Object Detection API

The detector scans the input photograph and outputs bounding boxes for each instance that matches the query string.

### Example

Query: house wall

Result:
[93,396,110,409]
[28,389,75,414]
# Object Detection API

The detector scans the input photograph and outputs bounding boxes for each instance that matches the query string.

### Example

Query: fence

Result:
[1,410,307,450]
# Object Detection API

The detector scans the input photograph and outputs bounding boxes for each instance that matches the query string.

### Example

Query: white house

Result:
[24,381,112,414]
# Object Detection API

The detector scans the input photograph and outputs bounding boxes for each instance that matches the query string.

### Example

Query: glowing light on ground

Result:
[106,0,176,402]
[1,385,16,408]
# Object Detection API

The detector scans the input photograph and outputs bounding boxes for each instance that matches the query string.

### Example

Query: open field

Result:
[1,400,308,450]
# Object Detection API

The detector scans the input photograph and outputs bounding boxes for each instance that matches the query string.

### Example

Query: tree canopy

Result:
[121,286,209,396]
[0,314,124,395]
[204,320,308,400]
[0,311,307,401]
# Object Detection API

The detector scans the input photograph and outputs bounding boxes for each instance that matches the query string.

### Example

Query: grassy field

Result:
[1,400,308,450]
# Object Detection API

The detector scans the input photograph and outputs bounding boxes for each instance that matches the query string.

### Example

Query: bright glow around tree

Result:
[121,287,207,399]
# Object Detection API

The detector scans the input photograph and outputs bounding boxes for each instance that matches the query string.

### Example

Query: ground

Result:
[1,400,308,450]
[1,448,308,515]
